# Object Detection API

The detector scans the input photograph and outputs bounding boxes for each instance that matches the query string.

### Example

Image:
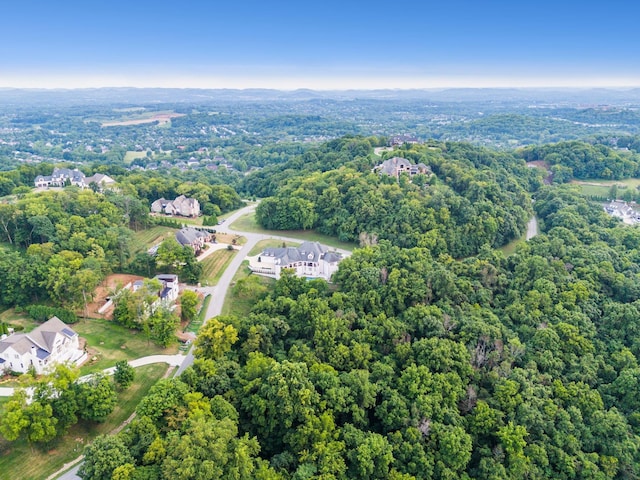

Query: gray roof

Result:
[261,241,341,266]
[0,317,77,358]
[176,227,208,246]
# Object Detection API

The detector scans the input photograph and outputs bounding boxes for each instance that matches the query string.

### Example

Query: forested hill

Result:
[246,138,540,257]
[80,185,640,478]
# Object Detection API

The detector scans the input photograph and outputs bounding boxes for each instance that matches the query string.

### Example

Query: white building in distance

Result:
[151,195,200,217]
[247,241,343,281]
[34,168,116,189]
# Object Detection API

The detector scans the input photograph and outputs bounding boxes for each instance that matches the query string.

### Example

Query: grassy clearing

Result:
[73,318,178,375]
[230,213,355,251]
[576,183,611,197]
[130,226,177,253]
[123,150,149,164]
[200,249,237,286]
[572,178,640,198]
[0,364,167,480]
[0,308,37,330]
[221,262,275,318]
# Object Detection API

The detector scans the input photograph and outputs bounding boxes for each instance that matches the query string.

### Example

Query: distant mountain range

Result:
[1,87,640,106]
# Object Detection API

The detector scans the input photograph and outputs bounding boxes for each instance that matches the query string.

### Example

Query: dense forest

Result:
[4,91,640,478]
[251,138,537,257]
[73,185,640,479]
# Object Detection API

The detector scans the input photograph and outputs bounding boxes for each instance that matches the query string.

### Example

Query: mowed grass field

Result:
[572,178,640,198]
[221,262,275,318]
[130,226,177,253]
[230,212,355,251]
[200,248,237,286]
[73,318,179,375]
[0,363,168,480]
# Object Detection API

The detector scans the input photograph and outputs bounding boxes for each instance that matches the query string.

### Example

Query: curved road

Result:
[176,203,351,375]
[56,203,349,479]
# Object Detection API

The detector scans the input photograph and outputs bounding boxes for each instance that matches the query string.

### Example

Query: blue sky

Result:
[1,0,639,89]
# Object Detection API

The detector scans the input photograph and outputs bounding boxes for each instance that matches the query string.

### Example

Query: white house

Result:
[247,241,343,281]
[154,274,180,306]
[0,317,86,375]
[34,168,116,189]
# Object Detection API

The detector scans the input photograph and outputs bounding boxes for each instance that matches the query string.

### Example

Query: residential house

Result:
[175,227,211,254]
[373,157,432,179]
[390,134,421,146]
[151,195,201,217]
[34,168,115,190]
[154,274,180,306]
[247,241,343,281]
[0,317,86,375]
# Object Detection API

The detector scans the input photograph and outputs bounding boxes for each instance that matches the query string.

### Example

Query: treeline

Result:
[520,141,640,180]
[253,141,537,257]
[0,189,135,310]
[0,364,129,448]
[75,185,640,479]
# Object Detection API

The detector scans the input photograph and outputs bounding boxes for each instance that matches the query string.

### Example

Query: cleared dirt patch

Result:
[86,273,144,319]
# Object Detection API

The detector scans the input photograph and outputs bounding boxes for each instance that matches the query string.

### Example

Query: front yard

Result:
[0,363,169,480]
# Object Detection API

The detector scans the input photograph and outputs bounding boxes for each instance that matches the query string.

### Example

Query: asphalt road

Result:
[55,202,351,479]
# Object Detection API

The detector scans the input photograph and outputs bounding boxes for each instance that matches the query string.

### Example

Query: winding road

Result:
[53,202,351,479]
[176,203,351,375]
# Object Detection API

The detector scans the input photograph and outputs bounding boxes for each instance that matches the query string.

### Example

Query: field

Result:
[123,150,149,164]
[130,226,177,253]
[72,318,178,375]
[200,249,237,286]
[0,364,168,480]
[221,262,275,318]
[101,111,185,127]
[572,178,640,198]
[230,212,355,251]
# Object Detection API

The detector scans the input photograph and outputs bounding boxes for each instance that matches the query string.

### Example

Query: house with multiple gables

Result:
[34,168,116,189]
[151,195,200,217]
[0,317,86,375]
[247,241,343,281]
[373,156,432,179]
[175,226,211,254]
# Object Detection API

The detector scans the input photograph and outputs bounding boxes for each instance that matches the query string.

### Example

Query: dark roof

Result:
[36,348,50,360]
[160,286,172,299]
[176,227,208,246]
[261,241,341,266]
[62,328,77,338]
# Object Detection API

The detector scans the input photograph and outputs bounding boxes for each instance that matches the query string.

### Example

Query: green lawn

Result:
[200,249,237,286]
[230,212,355,251]
[130,226,177,254]
[221,262,275,318]
[73,318,178,375]
[0,364,168,480]
[572,178,640,199]
[123,150,149,164]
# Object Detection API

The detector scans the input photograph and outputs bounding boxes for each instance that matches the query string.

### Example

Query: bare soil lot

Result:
[86,273,144,319]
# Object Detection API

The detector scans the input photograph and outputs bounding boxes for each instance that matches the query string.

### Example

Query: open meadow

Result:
[230,212,355,251]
